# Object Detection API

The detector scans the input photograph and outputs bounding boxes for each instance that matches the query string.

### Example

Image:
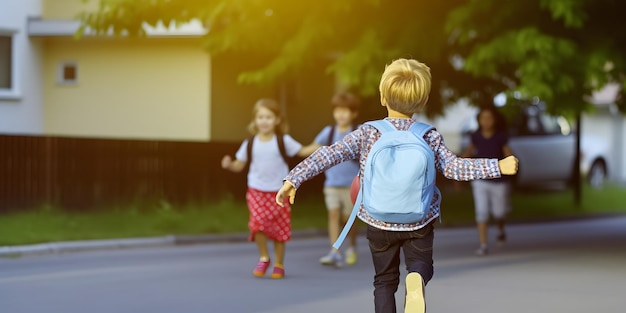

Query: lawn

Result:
[0,184,624,246]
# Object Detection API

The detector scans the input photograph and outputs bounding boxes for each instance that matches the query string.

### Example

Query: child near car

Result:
[275,58,519,312]
[462,106,514,256]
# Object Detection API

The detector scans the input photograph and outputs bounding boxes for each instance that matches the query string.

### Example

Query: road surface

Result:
[1,216,625,313]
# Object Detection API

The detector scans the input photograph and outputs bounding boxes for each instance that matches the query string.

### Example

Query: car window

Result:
[527,115,543,135]
[541,115,569,135]
[467,104,571,138]
[511,106,544,136]
[510,105,571,137]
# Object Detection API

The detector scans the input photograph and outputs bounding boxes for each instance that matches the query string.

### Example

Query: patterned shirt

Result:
[284,118,502,231]
[313,125,360,187]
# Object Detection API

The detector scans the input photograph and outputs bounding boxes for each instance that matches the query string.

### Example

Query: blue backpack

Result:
[333,119,441,249]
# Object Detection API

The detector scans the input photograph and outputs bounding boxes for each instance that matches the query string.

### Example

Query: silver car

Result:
[460,104,610,188]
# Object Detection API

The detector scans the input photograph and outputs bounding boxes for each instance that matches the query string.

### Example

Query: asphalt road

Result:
[1,216,625,313]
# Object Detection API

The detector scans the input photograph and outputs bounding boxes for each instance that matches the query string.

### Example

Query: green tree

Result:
[79,0,466,116]
[80,0,625,114]
[80,0,625,205]
[445,0,626,205]
[446,0,626,115]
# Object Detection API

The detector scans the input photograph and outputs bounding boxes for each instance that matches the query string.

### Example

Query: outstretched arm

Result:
[276,181,297,206]
[221,155,246,173]
[283,128,363,191]
[297,142,322,157]
[498,155,519,175]
[427,130,514,181]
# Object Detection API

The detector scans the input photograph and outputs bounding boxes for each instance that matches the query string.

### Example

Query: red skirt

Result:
[246,188,292,242]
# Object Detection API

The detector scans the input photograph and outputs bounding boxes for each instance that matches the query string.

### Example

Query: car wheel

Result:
[588,160,607,188]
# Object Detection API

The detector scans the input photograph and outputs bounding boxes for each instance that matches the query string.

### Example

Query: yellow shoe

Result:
[345,247,358,265]
[405,272,425,313]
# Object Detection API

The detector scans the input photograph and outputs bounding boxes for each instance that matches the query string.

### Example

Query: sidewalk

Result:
[2,213,623,258]
[0,229,327,258]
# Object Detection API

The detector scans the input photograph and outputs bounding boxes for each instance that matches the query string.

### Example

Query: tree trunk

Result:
[574,111,582,207]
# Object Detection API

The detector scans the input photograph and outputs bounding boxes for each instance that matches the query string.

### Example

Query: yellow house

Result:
[0,0,359,210]
[27,0,336,143]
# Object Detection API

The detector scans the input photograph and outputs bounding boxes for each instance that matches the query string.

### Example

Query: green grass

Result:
[0,184,624,246]
[439,183,626,226]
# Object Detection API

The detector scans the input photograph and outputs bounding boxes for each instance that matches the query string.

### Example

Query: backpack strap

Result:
[367,119,434,137]
[327,124,358,146]
[409,121,435,138]
[275,131,290,166]
[246,132,291,168]
[365,119,398,133]
[246,135,255,165]
[327,125,335,146]
[243,135,255,174]
[333,183,362,250]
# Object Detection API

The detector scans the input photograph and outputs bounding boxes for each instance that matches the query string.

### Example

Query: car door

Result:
[508,106,576,186]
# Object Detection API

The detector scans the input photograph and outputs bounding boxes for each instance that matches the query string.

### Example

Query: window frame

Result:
[0,30,19,100]
[57,61,79,86]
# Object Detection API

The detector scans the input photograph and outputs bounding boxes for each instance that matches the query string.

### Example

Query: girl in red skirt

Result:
[221,98,314,279]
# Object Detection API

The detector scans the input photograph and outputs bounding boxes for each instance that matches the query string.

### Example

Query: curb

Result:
[0,229,327,258]
[0,236,176,258]
[2,214,622,258]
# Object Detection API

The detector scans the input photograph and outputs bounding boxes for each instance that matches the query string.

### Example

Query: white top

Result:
[235,134,303,191]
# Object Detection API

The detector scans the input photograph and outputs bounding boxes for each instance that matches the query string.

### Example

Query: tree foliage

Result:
[80,0,626,115]
[80,0,467,115]
[446,0,626,115]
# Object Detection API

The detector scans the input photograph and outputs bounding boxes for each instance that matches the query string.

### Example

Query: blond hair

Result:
[247,98,289,134]
[379,58,431,115]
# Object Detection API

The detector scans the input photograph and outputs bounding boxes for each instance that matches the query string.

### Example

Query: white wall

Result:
[43,37,210,141]
[0,0,44,134]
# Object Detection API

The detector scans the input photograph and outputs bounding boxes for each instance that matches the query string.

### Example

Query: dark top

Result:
[471,131,509,183]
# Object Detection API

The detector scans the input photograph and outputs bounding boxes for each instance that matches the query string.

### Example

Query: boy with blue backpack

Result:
[276,58,519,313]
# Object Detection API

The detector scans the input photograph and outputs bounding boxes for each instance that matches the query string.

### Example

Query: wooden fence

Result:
[0,135,325,212]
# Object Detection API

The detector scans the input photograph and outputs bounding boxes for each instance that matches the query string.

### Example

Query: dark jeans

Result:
[366,222,434,313]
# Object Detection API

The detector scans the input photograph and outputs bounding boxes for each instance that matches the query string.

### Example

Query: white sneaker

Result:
[405,272,425,313]
[475,245,489,256]
[319,251,343,267]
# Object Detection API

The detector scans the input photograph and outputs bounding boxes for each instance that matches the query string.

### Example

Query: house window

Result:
[0,34,12,90]
[58,62,78,85]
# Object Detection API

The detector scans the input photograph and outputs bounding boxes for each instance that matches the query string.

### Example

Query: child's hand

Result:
[221,155,232,169]
[498,155,519,175]
[276,181,297,207]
